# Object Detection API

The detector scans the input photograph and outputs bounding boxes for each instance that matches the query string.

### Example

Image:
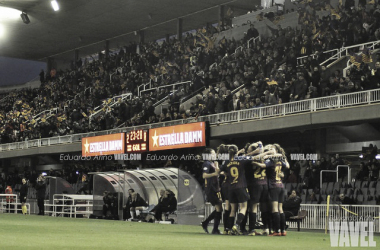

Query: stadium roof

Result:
[0,0,259,62]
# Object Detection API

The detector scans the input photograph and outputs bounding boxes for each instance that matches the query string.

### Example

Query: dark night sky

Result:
[0,56,46,86]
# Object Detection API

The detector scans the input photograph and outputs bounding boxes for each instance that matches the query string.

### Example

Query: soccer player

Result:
[220,145,250,235]
[253,144,289,236]
[201,148,222,234]
[243,142,270,236]
[216,144,231,234]
[20,178,28,215]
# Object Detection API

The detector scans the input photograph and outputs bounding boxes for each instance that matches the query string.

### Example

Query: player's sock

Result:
[228,216,235,230]
[261,212,268,229]
[236,213,245,226]
[22,205,26,214]
[240,212,248,231]
[204,210,216,225]
[280,213,286,232]
[249,212,256,231]
[267,212,273,233]
[223,210,230,230]
[272,212,280,233]
[213,212,222,232]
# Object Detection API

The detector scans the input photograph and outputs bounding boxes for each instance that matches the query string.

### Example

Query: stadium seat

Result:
[361,188,369,195]
[322,182,328,191]
[363,193,369,202]
[333,182,341,191]
[362,181,368,188]
[353,189,360,197]
[354,180,362,189]
[164,211,177,224]
[326,183,334,195]
[345,188,353,197]
[369,188,376,197]
[369,181,377,188]
[314,194,320,203]
[376,183,380,194]
[301,194,307,204]
[356,195,364,204]
[288,210,308,231]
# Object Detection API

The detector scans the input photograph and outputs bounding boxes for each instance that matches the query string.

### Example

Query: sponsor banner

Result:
[149,122,206,151]
[82,133,125,157]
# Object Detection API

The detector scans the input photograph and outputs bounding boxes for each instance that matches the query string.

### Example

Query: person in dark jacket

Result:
[283,190,302,220]
[102,191,112,218]
[20,178,28,215]
[290,74,308,101]
[123,189,148,220]
[154,190,177,221]
[35,175,46,215]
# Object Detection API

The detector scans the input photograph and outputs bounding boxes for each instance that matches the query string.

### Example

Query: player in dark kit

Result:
[253,144,289,236]
[216,144,232,234]
[242,141,271,236]
[220,145,250,235]
[201,148,222,234]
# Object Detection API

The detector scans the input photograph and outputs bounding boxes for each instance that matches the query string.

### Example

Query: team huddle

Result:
[201,142,289,236]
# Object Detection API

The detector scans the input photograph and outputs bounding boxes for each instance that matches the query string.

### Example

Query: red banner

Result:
[82,133,125,156]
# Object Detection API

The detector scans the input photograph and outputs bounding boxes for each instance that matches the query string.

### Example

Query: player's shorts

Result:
[269,187,285,203]
[221,184,229,201]
[20,196,26,203]
[229,187,249,204]
[206,191,222,206]
[248,185,269,203]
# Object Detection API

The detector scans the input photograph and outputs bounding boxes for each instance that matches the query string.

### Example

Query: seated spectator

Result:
[150,189,165,214]
[123,189,148,220]
[339,193,356,205]
[283,190,302,219]
[368,162,379,181]
[355,162,368,181]
[153,190,177,221]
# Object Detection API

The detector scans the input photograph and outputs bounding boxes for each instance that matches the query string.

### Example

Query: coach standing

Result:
[35,175,46,215]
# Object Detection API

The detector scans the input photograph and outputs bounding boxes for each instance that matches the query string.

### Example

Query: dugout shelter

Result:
[91,168,204,225]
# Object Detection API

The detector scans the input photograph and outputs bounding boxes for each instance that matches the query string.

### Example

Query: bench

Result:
[164,211,177,224]
[287,210,308,231]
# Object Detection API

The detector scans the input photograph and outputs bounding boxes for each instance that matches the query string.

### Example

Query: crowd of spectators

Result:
[0,1,380,144]
[284,145,380,191]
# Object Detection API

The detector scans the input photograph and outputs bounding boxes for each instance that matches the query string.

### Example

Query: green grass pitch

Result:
[0,214,379,250]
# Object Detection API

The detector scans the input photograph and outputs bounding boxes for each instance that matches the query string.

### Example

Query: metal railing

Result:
[1,88,380,152]
[297,48,340,67]
[247,36,260,48]
[0,194,31,214]
[320,165,351,190]
[88,92,132,122]
[138,81,153,96]
[297,40,380,67]
[139,81,191,97]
